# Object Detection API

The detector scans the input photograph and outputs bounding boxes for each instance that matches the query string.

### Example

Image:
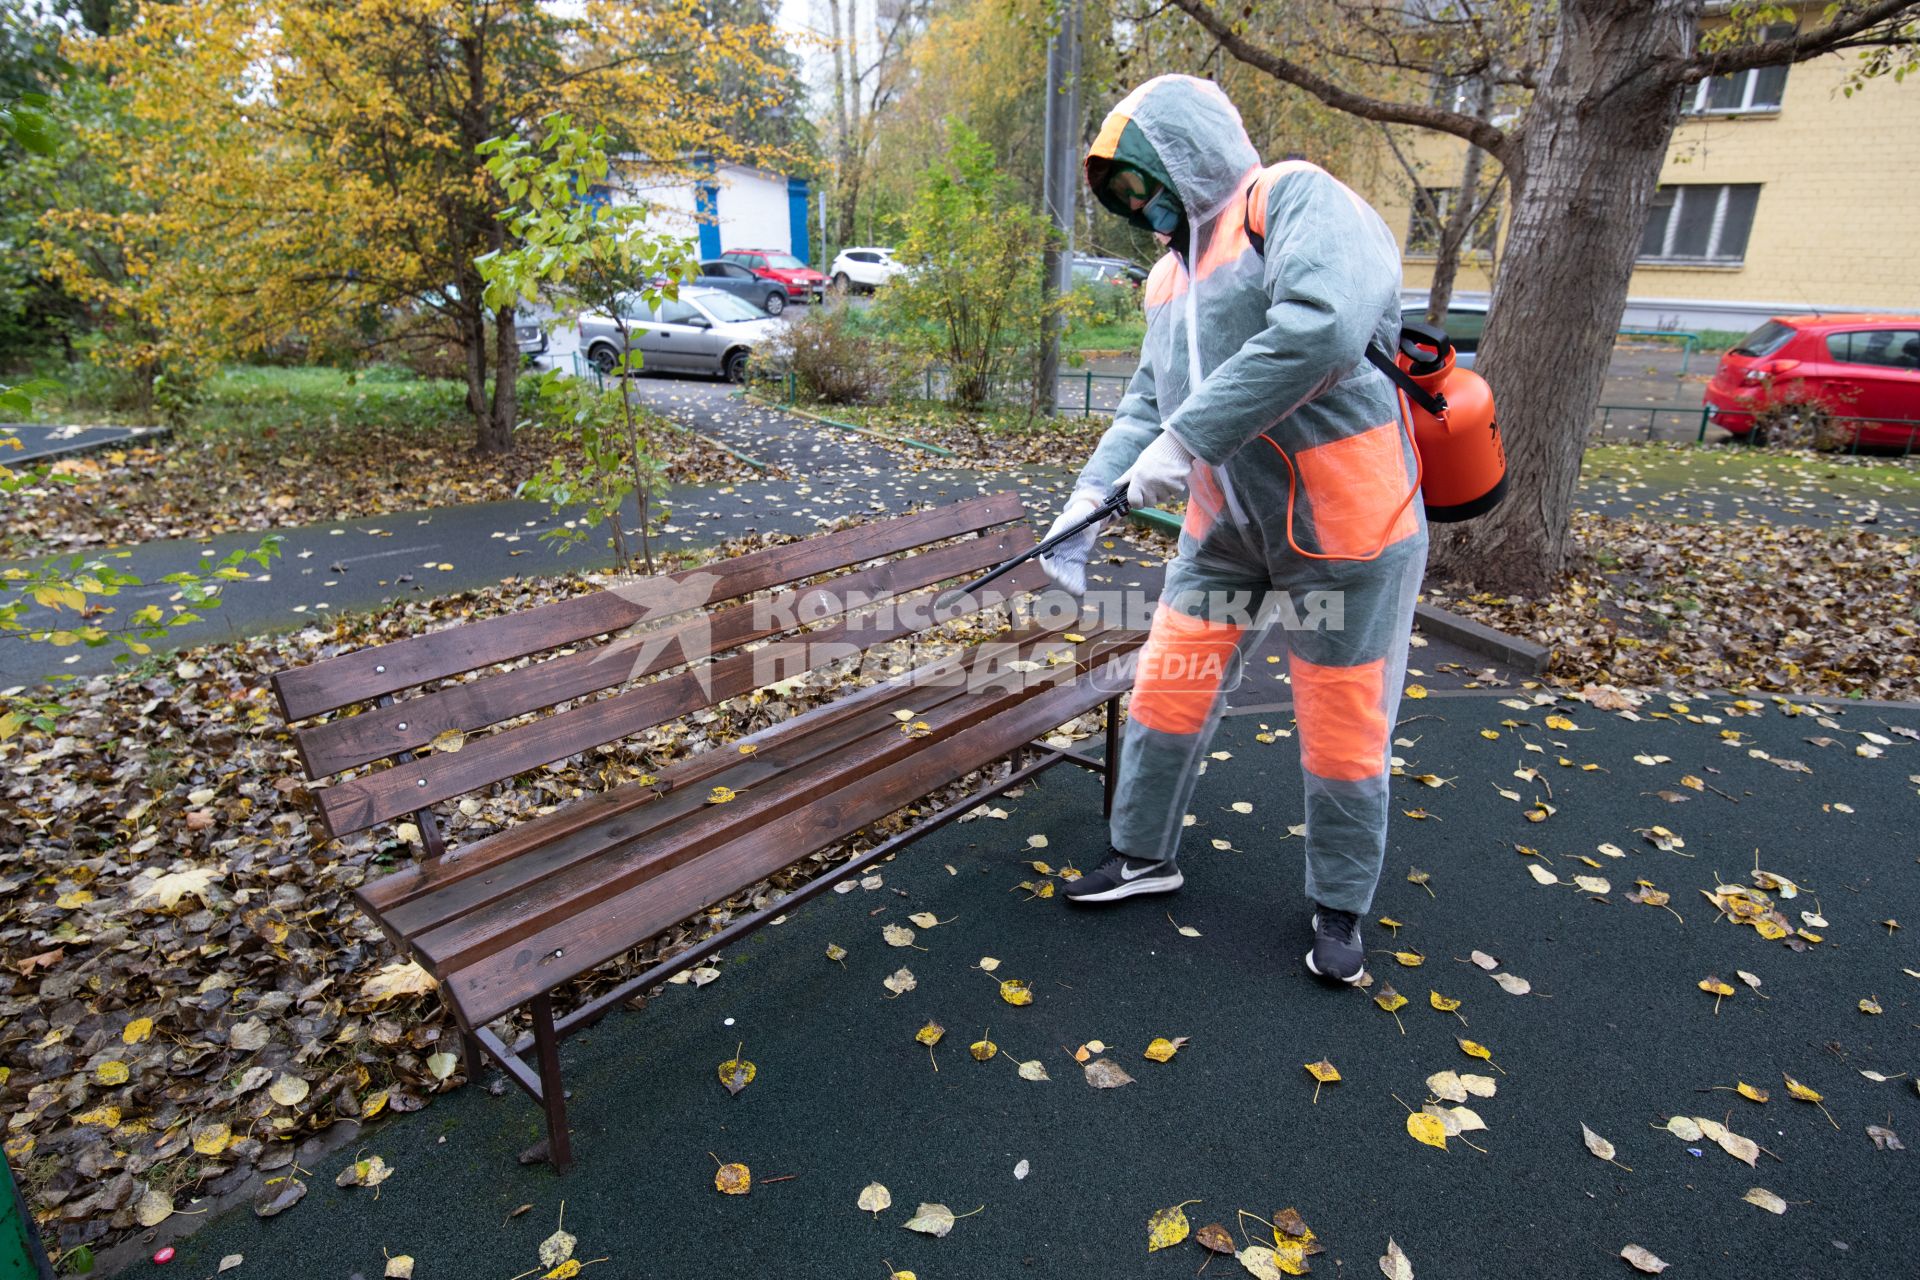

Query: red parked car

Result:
[1705,314,1920,449]
[721,249,827,306]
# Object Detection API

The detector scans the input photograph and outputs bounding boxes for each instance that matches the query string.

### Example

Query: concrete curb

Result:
[1413,601,1551,674]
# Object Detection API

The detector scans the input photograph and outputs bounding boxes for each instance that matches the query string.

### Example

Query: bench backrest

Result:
[273,492,1045,839]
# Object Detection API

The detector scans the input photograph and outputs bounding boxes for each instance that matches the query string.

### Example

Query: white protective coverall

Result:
[1071,74,1426,915]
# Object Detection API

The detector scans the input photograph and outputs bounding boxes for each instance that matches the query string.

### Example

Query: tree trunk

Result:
[459,297,494,450]
[1426,81,1494,325]
[828,0,854,249]
[484,301,518,455]
[1426,0,1695,594]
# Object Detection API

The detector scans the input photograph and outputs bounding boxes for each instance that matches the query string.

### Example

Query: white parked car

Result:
[829,246,906,293]
[577,286,781,383]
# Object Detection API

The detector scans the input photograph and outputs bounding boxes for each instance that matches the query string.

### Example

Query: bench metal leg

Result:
[530,993,574,1173]
[1103,694,1122,818]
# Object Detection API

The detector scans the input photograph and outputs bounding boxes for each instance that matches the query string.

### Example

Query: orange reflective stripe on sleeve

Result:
[1130,604,1243,735]
[1291,421,1420,558]
[1288,653,1388,782]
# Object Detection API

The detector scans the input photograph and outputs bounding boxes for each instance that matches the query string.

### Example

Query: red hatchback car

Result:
[721,249,827,306]
[1705,314,1920,448]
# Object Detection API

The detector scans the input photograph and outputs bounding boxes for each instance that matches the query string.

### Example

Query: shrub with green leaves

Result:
[878,122,1075,410]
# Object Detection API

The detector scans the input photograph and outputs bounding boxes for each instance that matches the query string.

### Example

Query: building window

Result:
[1407,186,1499,257]
[1638,184,1760,265]
[1685,23,1793,114]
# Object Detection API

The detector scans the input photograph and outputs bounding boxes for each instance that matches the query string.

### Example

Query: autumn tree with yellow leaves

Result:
[48,0,791,453]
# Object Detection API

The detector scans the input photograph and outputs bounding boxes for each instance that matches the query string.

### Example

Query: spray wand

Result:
[936,483,1130,610]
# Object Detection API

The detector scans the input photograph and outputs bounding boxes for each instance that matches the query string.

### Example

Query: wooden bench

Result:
[270,492,1144,1170]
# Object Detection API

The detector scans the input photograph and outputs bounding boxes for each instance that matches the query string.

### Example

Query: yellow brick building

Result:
[1359,26,1920,333]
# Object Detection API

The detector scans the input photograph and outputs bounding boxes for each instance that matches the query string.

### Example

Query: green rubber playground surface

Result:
[159,690,1917,1279]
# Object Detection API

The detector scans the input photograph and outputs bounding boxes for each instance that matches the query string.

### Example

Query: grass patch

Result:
[1064,318,1145,354]
[1583,440,1920,496]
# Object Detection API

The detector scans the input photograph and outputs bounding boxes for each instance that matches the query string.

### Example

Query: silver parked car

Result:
[578,286,782,383]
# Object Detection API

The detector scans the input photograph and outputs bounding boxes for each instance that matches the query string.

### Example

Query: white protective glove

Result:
[1119,430,1196,512]
[1037,491,1108,596]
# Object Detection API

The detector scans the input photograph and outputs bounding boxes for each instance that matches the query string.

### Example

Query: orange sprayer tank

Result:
[1396,323,1505,522]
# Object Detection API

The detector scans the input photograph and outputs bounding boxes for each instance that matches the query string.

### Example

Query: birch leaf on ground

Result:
[1238,1246,1285,1280]
[904,1203,979,1237]
[969,1033,997,1062]
[717,1054,756,1096]
[1197,1222,1235,1255]
[1695,1117,1760,1167]
[539,1218,577,1267]
[998,979,1033,1006]
[883,967,916,996]
[1146,1200,1199,1251]
[907,912,940,928]
[1016,1059,1049,1081]
[1460,1074,1497,1097]
[1735,1081,1769,1103]
[1407,1111,1448,1149]
[858,1183,892,1216]
[1469,950,1499,970]
[1380,1237,1414,1280]
[714,1163,751,1195]
[1492,973,1532,996]
[1427,1071,1467,1102]
[1620,1244,1669,1273]
[1143,1036,1188,1062]
[1743,1187,1787,1214]
[882,924,916,948]
[1084,1058,1135,1088]
[1658,1116,1703,1141]
[1867,1124,1904,1150]
[1581,1123,1630,1169]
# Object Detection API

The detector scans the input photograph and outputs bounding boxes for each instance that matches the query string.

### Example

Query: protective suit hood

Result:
[1086,75,1262,230]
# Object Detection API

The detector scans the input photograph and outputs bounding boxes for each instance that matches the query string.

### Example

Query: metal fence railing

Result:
[1614,328,1702,378]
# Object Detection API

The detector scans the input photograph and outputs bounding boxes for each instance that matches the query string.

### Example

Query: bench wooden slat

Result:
[271,490,1027,722]
[409,630,1133,975]
[442,653,1139,1025]
[313,561,1047,838]
[295,526,1034,779]
[379,622,1116,943]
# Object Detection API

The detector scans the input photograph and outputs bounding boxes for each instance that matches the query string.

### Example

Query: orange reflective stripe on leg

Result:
[1130,604,1243,735]
[1289,653,1388,782]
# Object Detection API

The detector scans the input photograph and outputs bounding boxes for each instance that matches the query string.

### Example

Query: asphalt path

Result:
[2,421,165,462]
[153,691,1920,1279]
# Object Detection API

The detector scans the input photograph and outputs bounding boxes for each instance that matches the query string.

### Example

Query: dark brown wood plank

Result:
[356,573,1059,917]
[272,491,1027,722]
[377,623,1118,941]
[441,655,1139,1025]
[410,632,1144,977]
[296,525,1034,779]
[313,560,1050,838]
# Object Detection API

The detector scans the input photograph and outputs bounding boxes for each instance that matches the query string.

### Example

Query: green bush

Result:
[877,122,1075,410]
[761,304,904,405]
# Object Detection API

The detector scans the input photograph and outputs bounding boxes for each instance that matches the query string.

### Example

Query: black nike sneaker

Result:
[1063,848,1184,903]
[1304,906,1366,985]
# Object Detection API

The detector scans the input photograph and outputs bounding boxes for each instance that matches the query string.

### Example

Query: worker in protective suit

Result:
[1043,74,1425,985]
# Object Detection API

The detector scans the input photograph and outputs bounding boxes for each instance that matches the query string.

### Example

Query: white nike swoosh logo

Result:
[1119,862,1154,881]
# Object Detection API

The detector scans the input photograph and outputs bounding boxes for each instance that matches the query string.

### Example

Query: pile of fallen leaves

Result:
[4,412,759,559]
[0,524,1093,1260]
[1431,510,1920,700]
